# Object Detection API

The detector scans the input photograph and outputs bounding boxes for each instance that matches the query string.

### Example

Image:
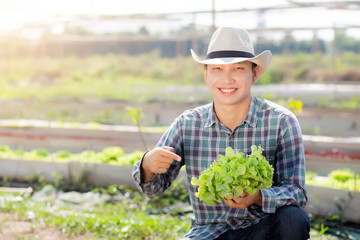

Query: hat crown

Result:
[207,27,254,55]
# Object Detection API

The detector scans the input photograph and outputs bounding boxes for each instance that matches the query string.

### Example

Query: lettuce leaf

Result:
[191,145,274,206]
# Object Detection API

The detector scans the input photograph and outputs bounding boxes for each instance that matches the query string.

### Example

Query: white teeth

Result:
[220,88,236,93]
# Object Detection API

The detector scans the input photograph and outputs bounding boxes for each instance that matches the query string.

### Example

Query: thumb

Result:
[240,191,249,198]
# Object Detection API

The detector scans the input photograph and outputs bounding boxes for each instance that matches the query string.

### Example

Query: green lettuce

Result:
[191,145,274,206]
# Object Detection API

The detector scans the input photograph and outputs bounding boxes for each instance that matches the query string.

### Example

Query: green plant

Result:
[148,178,189,209]
[126,107,148,151]
[0,144,143,166]
[2,176,10,187]
[306,169,360,192]
[314,126,322,136]
[287,98,303,115]
[0,187,191,239]
[329,169,354,183]
[191,145,274,205]
[52,172,65,189]
[315,223,329,237]
[98,146,125,163]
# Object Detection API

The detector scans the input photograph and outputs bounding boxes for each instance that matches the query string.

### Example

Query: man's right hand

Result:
[141,146,182,183]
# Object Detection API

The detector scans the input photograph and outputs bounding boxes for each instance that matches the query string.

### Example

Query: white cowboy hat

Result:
[191,27,272,75]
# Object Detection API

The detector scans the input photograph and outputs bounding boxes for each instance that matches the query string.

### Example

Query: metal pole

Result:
[212,0,216,33]
[192,13,199,103]
[331,24,338,82]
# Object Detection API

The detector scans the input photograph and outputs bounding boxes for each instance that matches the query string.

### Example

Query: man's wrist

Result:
[255,190,263,206]
[140,154,155,183]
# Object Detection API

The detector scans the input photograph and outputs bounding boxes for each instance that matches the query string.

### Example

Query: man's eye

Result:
[235,67,244,70]
[212,67,221,70]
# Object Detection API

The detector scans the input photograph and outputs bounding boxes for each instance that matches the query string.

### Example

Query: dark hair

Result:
[251,62,257,70]
[204,62,257,70]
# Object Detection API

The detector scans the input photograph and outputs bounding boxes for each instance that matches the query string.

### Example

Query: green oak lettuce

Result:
[191,145,274,206]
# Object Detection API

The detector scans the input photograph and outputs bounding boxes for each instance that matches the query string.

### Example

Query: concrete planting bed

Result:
[0,124,359,154]
[305,185,360,223]
[0,158,186,190]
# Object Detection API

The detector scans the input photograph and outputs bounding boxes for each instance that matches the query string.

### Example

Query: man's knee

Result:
[272,205,310,240]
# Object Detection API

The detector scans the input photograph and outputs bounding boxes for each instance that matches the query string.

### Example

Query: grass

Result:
[1,182,359,240]
[0,190,191,239]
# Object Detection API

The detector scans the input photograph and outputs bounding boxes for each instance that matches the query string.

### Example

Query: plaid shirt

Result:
[132,96,307,240]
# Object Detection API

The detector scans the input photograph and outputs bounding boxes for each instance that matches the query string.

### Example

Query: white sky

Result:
[0,0,359,40]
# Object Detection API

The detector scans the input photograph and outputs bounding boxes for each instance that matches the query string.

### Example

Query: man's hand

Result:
[141,146,181,183]
[223,190,262,209]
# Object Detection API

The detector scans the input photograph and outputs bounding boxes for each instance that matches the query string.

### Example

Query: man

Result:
[133,27,310,240]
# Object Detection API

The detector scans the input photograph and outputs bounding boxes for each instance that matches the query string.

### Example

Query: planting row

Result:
[0,145,143,166]
[1,143,360,224]
[1,143,359,178]
[305,148,360,160]
[1,144,359,191]
[0,123,359,154]
[0,145,145,189]
[306,169,360,192]
[1,158,360,224]
[304,169,360,223]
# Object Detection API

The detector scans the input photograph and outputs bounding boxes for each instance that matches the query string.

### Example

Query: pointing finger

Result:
[158,147,182,162]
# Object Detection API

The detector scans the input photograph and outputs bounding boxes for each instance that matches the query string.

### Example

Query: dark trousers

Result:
[216,205,310,240]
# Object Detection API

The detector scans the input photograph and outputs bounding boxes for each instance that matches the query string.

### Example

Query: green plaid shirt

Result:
[133,96,307,240]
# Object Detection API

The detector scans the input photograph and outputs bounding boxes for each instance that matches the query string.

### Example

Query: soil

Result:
[0,212,92,240]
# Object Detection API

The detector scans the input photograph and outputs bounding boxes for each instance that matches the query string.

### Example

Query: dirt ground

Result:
[0,212,92,240]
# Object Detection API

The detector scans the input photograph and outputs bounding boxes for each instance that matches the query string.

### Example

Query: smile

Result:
[219,88,237,93]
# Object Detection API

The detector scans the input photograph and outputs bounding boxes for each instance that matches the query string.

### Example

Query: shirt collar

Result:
[244,96,257,128]
[204,102,218,128]
[204,96,257,128]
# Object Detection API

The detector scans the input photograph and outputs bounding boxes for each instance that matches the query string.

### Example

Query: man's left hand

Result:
[223,190,262,209]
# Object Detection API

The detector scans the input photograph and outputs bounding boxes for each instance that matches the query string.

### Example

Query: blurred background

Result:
[0,0,359,126]
[0,0,360,239]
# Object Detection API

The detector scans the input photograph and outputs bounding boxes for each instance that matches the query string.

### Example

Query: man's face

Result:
[203,61,260,108]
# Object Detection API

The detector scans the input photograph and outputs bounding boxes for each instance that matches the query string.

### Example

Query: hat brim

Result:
[191,49,272,75]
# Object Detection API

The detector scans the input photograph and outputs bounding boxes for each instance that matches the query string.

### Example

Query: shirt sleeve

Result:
[132,115,185,198]
[260,114,307,214]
